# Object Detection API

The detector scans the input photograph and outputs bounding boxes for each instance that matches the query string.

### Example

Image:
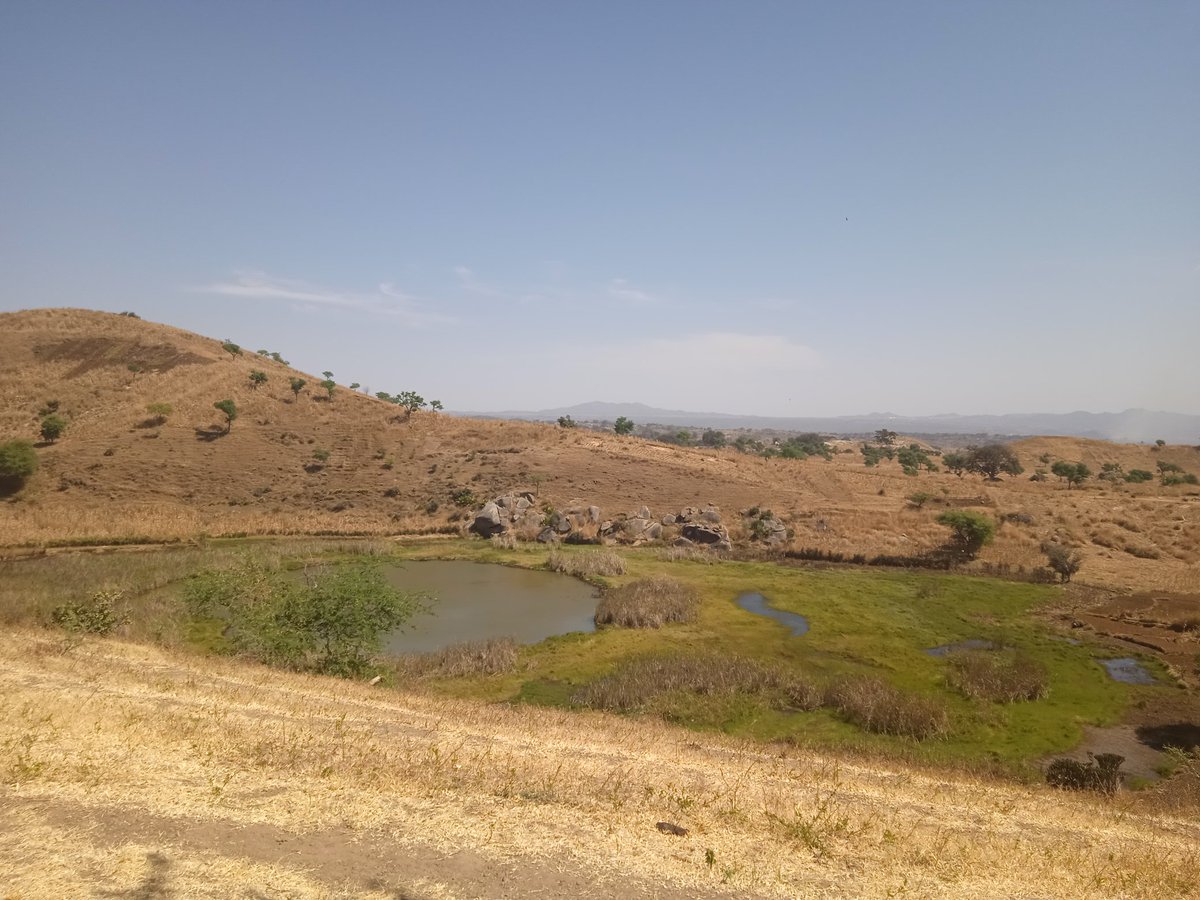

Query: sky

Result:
[2,1,1197,416]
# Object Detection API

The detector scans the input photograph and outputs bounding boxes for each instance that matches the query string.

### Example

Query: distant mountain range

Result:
[458,402,1200,444]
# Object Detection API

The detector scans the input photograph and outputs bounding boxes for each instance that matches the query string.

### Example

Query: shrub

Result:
[1042,542,1083,583]
[311,448,330,462]
[1125,469,1154,483]
[557,415,577,428]
[289,377,306,397]
[0,439,38,491]
[145,402,173,426]
[1051,460,1091,488]
[546,549,626,577]
[40,414,67,443]
[907,491,933,509]
[946,650,1048,702]
[249,370,268,389]
[822,677,949,739]
[393,637,518,679]
[450,489,478,508]
[221,340,242,358]
[594,577,698,628]
[936,510,996,561]
[1161,472,1199,486]
[571,653,810,711]
[1046,753,1124,795]
[183,560,429,677]
[50,589,127,635]
[320,379,336,400]
[897,444,938,475]
[613,416,634,435]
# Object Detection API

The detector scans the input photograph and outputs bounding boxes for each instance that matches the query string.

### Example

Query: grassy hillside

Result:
[2,307,1199,596]
[3,627,1197,899]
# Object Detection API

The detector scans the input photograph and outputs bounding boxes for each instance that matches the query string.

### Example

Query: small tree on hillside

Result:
[214,399,238,433]
[249,370,268,389]
[429,399,443,412]
[322,371,334,381]
[40,414,67,443]
[289,377,306,398]
[1050,460,1091,489]
[966,444,1023,480]
[942,452,968,477]
[270,351,289,365]
[557,415,577,428]
[320,379,337,400]
[394,391,426,415]
[221,340,242,358]
[614,416,634,435]
[701,429,727,448]
[349,382,360,391]
[1042,543,1083,583]
[375,392,393,403]
[936,510,996,562]
[874,428,898,446]
[0,439,38,493]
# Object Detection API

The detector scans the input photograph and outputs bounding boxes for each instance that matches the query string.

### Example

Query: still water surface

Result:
[382,560,598,654]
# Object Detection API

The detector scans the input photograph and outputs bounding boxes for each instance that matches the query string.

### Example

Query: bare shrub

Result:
[655,544,715,563]
[490,533,517,550]
[823,677,949,739]
[546,549,626,577]
[594,577,698,628]
[571,653,817,712]
[946,650,1049,703]
[1046,752,1124,795]
[393,637,518,679]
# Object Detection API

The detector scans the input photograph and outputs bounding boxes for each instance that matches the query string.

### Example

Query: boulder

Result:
[681,522,728,545]
[536,527,559,544]
[470,501,506,537]
[662,514,676,525]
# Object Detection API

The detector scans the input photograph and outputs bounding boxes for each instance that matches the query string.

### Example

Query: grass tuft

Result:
[946,649,1049,703]
[546,548,626,577]
[594,576,698,628]
[393,637,519,678]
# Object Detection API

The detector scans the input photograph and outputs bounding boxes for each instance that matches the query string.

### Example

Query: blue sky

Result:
[2,2,1197,415]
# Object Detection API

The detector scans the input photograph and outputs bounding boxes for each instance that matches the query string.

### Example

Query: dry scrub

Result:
[390,636,519,679]
[594,576,699,628]
[946,649,1050,703]
[546,548,626,577]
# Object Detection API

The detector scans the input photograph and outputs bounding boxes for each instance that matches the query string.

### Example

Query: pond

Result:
[736,592,809,636]
[382,560,598,654]
[1099,658,1156,685]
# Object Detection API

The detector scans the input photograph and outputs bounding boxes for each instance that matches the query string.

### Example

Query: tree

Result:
[320,379,337,400]
[249,370,268,389]
[349,382,360,391]
[394,391,426,414]
[1050,460,1090,489]
[965,444,1023,480]
[942,452,968,477]
[1042,543,1083,583]
[221,340,242,358]
[375,392,393,403]
[1098,462,1125,484]
[701,429,727,448]
[429,399,444,413]
[322,371,334,381]
[897,444,938,476]
[213,399,238,433]
[270,351,289,365]
[614,416,634,435]
[40,414,67,443]
[182,561,428,677]
[936,510,995,561]
[874,428,898,446]
[289,377,306,398]
[0,439,38,493]
[907,491,933,509]
[557,415,577,428]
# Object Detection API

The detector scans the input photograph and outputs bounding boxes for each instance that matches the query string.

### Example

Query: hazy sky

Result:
[2,2,1197,416]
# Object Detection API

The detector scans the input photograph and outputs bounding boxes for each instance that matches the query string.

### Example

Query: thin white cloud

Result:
[453,265,503,297]
[193,272,455,325]
[608,278,662,304]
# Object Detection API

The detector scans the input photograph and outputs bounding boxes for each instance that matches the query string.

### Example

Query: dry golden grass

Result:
[2,628,1198,898]
[3,307,1199,593]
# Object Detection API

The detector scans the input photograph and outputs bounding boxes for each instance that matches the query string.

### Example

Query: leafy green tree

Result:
[1050,460,1090,489]
[249,370,268,389]
[375,391,393,403]
[614,416,634,435]
[897,444,938,476]
[270,351,289,365]
[942,452,968,477]
[183,561,428,677]
[221,340,242,358]
[395,391,426,414]
[936,510,996,561]
[349,382,360,391]
[965,444,1023,480]
[322,371,334,380]
[40,414,67,443]
[0,439,38,493]
[320,379,336,400]
[257,349,271,357]
[1042,543,1083,583]
[213,399,238,433]
[701,429,727,448]
[557,415,577,428]
[907,491,933,509]
[429,399,443,412]
[861,444,893,467]
[1125,469,1154,483]
[289,377,306,398]
[1097,462,1125,484]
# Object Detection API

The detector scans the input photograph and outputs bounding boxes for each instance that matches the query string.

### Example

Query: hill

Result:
[1,307,1199,593]
[3,627,1197,899]
[469,402,1200,444]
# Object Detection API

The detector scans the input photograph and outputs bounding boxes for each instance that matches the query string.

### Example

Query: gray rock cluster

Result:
[468,494,734,550]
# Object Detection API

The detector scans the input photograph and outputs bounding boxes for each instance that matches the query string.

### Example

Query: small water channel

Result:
[736,592,809,636]
[382,560,598,654]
